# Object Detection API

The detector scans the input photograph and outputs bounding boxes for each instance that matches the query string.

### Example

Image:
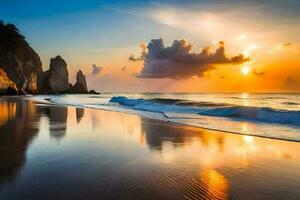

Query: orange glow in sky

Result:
[4,1,299,93]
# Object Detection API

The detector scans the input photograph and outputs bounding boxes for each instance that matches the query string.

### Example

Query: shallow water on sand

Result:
[32,93,300,141]
[0,97,300,200]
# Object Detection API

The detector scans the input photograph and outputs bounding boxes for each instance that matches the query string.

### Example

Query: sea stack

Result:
[38,55,70,93]
[72,70,88,94]
[0,20,96,95]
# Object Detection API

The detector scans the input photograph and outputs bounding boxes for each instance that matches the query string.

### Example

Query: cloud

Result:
[269,42,293,53]
[136,38,249,79]
[128,55,141,61]
[253,69,265,76]
[91,64,102,75]
[235,33,248,41]
[283,42,292,47]
[276,43,293,50]
[129,43,147,61]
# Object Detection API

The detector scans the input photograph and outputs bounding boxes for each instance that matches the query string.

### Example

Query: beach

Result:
[1,1,300,199]
[0,96,299,200]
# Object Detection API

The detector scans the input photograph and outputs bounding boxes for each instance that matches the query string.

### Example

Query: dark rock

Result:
[0,21,94,95]
[6,85,19,95]
[38,55,70,93]
[37,70,49,93]
[76,108,84,123]
[0,68,18,95]
[68,83,74,92]
[76,70,88,92]
[71,70,88,94]
[26,73,38,94]
[88,90,99,94]
[0,21,42,94]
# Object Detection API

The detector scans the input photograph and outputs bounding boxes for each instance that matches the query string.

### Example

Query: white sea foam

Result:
[110,96,300,125]
[29,94,300,142]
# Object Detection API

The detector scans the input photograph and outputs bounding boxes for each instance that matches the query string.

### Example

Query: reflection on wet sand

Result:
[141,119,200,151]
[0,99,38,188]
[76,108,84,124]
[198,169,228,200]
[0,100,71,191]
[140,118,228,154]
[137,119,229,199]
[38,106,68,139]
[0,100,16,127]
[48,107,68,139]
[0,98,299,200]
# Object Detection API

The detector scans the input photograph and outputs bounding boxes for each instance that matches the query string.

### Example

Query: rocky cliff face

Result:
[39,56,70,93]
[39,56,93,94]
[0,68,18,95]
[0,21,42,94]
[0,20,96,95]
[72,70,88,93]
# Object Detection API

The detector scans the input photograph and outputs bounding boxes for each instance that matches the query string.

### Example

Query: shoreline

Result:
[23,95,300,144]
[1,96,300,199]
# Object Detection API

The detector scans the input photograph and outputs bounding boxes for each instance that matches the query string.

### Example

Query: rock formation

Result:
[0,21,42,94]
[72,70,88,93]
[0,68,18,95]
[38,56,70,93]
[0,20,97,95]
[88,90,99,94]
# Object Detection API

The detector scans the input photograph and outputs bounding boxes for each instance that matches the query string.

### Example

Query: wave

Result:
[151,98,229,107]
[110,96,300,126]
[282,102,299,105]
[29,95,300,141]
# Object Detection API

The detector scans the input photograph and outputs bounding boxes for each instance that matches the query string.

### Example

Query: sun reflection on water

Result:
[0,99,299,199]
[0,101,16,127]
[241,93,249,106]
[198,169,229,200]
[244,135,253,143]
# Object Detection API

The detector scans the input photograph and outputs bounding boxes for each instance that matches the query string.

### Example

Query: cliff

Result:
[0,68,18,95]
[0,20,97,95]
[0,20,42,94]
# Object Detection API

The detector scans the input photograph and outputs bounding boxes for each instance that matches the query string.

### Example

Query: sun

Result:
[241,66,250,75]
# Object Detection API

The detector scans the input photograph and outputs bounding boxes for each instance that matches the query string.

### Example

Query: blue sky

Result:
[1,0,300,92]
[2,0,299,61]
[1,1,182,63]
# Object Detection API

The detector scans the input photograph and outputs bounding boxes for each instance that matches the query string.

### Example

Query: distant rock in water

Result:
[0,68,18,95]
[72,70,88,94]
[0,20,42,94]
[88,90,100,94]
[39,55,70,93]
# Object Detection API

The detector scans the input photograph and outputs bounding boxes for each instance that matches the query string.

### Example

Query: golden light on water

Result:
[0,102,16,127]
[244,136,254,143]
[199,169,229,200]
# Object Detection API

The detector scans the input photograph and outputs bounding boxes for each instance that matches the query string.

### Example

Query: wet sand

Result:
[0,97,300,200]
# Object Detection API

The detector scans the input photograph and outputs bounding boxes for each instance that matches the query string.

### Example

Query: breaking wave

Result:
[110,96,300,126]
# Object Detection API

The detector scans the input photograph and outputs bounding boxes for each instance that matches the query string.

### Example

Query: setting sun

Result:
[241,66,250,75]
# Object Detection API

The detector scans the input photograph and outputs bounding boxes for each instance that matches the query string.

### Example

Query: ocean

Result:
[30,93,300,142]
[1,95,300,199]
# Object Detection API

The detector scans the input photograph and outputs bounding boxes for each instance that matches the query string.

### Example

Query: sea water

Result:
[30,93,300,141]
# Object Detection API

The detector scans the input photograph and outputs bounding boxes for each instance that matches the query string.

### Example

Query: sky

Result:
[1,0,300,92]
